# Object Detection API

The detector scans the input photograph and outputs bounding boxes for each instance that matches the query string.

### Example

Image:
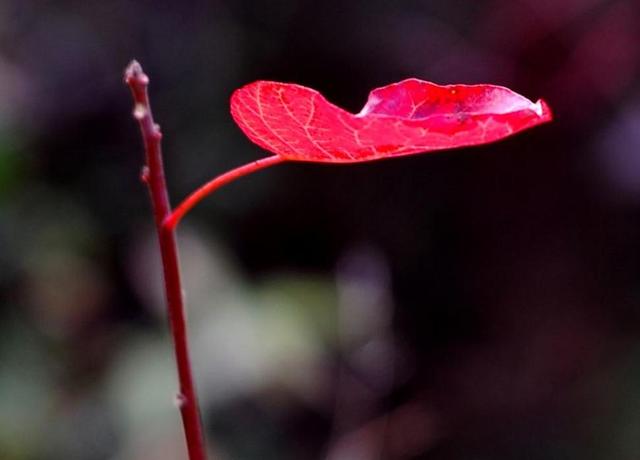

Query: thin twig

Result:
[124,60,208,460]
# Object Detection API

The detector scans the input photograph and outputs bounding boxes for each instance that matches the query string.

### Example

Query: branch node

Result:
[133,103,147,120]
[174,392,188,409]
[140,165,150,184]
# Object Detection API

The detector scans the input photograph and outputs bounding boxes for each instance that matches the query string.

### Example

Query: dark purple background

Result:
[0,1,639,459]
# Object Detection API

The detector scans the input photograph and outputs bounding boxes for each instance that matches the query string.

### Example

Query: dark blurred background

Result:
[1,0,640,459]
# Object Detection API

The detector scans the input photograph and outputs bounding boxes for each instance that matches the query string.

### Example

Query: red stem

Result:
[124,61,207,460]
[165,155,284,231]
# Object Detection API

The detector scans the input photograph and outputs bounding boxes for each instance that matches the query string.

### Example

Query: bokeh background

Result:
[1,0,640,459]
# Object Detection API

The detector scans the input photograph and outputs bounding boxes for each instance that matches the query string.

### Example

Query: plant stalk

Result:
[124,60,207,460]
[165,155,283,231]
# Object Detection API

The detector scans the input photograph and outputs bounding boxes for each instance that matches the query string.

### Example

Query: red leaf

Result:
[230,78,552,163]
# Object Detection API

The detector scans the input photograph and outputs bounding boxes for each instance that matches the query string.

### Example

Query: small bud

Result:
[124,61,150,87]
[152,124,163,140]
[140,165,150,183]
[173,393,187,408]
[124,60,143,84]
[133,103,147,120]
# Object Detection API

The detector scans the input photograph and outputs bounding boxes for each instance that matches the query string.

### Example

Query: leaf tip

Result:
[536,99,553,122]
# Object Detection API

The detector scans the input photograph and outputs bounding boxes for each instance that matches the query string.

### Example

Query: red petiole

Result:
[164,155,284,231]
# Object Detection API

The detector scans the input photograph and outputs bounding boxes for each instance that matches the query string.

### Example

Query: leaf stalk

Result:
[165,155,283,230]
